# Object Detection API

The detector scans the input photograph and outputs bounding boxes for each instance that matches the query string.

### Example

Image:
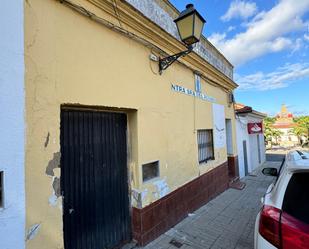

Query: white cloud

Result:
[290,38,303,54]
[250,11,266,23]
[208,32,226,46]
[227,26,236,32]
[221,0,258,22]
[271,37,293,52]
[209,0,309,66]
[236,63,309,91]
[304,34,309,42]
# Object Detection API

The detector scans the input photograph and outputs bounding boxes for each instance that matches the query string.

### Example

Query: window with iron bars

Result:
[197,129,214,164]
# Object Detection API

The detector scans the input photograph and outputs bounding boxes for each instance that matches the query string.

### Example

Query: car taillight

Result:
[281,212,309,249]
[259,205,281,248]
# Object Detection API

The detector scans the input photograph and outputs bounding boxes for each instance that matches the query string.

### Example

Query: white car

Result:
[254,150,309,249]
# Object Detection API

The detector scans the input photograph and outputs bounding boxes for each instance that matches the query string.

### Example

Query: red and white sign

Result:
[247,122,263,134]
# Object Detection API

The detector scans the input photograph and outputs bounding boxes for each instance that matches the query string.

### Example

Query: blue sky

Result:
[169,0,309,116]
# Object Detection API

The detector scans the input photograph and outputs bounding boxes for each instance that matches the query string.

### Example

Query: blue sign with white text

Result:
[171,84,216,102]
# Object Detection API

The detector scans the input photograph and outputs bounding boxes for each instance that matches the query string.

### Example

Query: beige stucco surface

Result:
[25,0,237,248]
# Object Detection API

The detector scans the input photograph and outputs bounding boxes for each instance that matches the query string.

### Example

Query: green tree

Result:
[272,129,283,145]
[263,117,282,147]
[264,121,273,143]
[264,117,276,123]
[293,116,309,145]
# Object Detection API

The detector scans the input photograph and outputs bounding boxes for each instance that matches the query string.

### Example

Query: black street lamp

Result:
[159,4,206,74]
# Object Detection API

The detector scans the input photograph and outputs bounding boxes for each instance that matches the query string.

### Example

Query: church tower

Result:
[272,104,298,147]
[275,104,294,125]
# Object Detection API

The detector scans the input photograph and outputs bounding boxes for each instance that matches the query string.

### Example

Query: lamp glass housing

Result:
[174,4,206,46]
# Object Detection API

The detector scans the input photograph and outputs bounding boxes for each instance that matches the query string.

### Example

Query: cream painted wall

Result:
[25,0,237,248]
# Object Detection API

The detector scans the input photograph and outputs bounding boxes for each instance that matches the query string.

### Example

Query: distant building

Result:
[235,104,267,178]
[272,104,298,147]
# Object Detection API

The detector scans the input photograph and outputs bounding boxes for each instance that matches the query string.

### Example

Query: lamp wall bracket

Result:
[159,46,193,74]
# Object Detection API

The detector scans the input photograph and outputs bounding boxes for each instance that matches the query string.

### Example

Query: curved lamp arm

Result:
[159,46,193,74]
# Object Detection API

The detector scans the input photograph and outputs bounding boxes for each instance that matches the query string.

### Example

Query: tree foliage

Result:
[264,117,276,124]
[263,115,309,146]
[293,116,309,142]
[263,117,282,145]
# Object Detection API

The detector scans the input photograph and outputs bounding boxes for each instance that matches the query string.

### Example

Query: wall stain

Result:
[25,0,31,7]
[49,176,62,207]
[44,132,50,148]
[46,152,60,176]
[26,223,41,241]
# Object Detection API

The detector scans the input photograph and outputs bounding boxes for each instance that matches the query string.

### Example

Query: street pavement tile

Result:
[138,161,280,249]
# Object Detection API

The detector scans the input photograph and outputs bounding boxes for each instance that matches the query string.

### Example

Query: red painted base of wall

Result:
[132,162,229,246]
[228,156,239,179]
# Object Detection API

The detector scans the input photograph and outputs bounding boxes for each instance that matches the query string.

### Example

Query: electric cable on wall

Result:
[59,0,233,93]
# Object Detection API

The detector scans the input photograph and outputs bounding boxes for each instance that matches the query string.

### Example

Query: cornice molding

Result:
[157,0,234,69]
[86,0,238,91]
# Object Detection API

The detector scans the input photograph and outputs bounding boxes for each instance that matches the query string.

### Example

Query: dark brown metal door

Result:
[61,109,131,249]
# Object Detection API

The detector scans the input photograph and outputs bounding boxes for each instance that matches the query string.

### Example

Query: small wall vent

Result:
[142,161,159,182]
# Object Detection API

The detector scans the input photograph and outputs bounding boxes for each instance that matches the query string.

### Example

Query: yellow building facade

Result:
[23,0,238,248]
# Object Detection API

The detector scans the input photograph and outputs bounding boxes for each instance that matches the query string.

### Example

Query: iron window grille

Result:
[197,129,214,164]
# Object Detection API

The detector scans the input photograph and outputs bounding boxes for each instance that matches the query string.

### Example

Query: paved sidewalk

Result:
[137,161,280,249]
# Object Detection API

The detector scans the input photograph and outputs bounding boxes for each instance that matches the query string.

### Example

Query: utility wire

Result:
[59,0,162,51]
[58,0,232,93]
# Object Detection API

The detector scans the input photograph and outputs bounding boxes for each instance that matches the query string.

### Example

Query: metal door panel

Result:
[61,109,131,249]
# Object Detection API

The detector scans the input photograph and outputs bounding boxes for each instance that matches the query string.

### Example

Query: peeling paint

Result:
[153,178,169,198]
[141,189,148,200]
[132,189,138,201]
[26,223,41,241]
[44,131,50,148]
[47,153,61,207]
[49,194,58,207]
[132,189,148,208]
[125,0,233,78]
[52,176,61,197]
[46,152,60,176]
[152,191,159,199]
[49,174,61,207]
